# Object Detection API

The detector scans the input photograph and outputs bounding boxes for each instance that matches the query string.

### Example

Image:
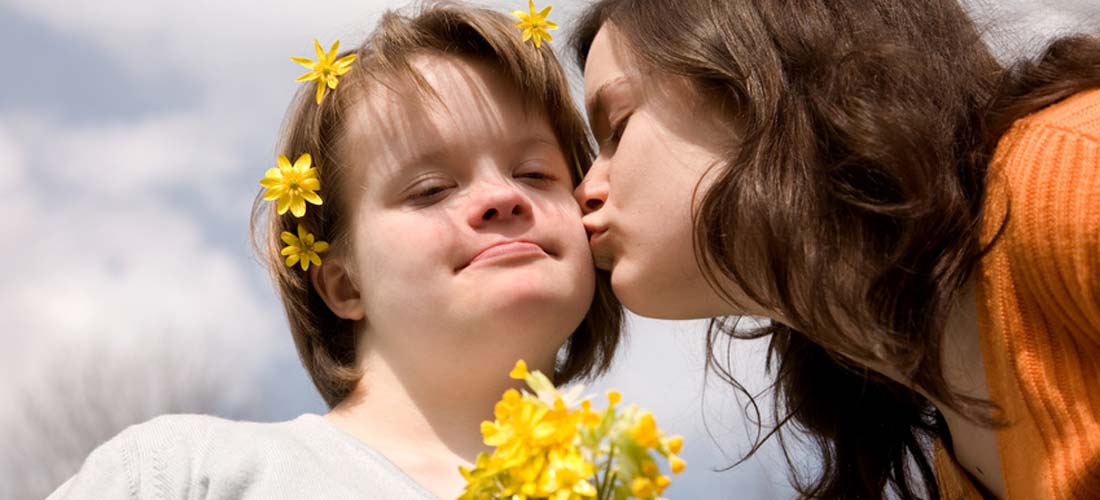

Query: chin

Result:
[610,263,719,320]
[465,268,592,320]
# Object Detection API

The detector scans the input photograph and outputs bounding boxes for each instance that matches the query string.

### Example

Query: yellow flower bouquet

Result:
[458,361,685,500]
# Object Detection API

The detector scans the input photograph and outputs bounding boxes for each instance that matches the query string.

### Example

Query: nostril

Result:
[482,208,498,221]
[585,199,604,210]
[511,205,522,216]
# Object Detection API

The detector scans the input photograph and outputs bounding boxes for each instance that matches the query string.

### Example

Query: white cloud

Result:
[33,112,238,197]
[0,109,282,496]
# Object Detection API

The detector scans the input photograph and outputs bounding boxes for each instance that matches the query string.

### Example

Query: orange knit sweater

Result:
[936,88,1100,499]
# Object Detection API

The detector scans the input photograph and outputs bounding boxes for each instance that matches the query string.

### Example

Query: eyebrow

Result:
[585,76,634,122]
[397,134,559,172]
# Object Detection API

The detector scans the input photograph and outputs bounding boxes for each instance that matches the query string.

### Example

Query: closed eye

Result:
[409,182,453,202]
[608,113,631,145]
[517,171,554,180]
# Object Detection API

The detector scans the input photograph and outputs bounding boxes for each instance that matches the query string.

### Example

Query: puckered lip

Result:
[583,220,609,247]
[458,239,550,271]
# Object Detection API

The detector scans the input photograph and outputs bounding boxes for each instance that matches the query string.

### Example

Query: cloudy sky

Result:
[1,0,1096,498]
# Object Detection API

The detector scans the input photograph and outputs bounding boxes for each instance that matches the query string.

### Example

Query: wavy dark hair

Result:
[571,1,1100,498]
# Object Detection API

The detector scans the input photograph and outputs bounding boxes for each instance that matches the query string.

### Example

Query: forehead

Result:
[340,53,536,175]
[583,26,634,108]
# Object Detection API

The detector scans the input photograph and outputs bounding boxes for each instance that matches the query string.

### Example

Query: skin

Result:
[575,25,1006,498]
[573,31,768,321]
[312,53,595,498]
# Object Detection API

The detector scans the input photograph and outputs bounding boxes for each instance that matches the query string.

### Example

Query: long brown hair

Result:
[250,2,623,409]
[571,1,1100,498]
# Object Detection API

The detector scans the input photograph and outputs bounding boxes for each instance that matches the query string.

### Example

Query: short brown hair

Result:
[252,1,623,409]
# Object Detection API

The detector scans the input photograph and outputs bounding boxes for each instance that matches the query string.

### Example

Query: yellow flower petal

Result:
[300,178,320,191]
[510,360,529,379]
[656,474,672,488]
[285,254,300,267]
[290,56,315,67]
[277,155,292,170]
[262,187,284,201]
[313,39,325,60]
[280,246,297,256]
[313,241,329,253]
[607,390,621,406]
[280,231,298,245]
[297,224,309,240]
[315,81,326,104]
[276,196,291,215]
[670,455,686,474]
[302,190,323,206]
[631,478,655,498]
[300,256,311,271]
[667,435,684,454]
[335,53,358,67]
[290,198,307,217]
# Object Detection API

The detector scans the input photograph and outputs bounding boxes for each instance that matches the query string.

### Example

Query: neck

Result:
[324,340,558,466]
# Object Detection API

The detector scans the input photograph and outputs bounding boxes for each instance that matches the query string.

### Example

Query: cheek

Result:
[354,213,458,280]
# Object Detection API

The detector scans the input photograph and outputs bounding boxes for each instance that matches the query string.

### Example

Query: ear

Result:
[310,256,365,321]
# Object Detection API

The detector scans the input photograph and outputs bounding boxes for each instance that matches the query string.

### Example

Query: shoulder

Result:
[46,414,236,500]
[984,88,1100,343]
[48,414,317,500]
[1014,88,1100,141]
[988,88,1100,207]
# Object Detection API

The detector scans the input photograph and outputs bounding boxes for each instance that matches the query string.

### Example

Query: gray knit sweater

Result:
[47,413,441,500]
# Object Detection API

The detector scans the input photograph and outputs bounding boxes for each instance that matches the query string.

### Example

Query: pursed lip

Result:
[583,224,615,270]
[461,239,548,270]
[583,220,610,249]
[587,228,608,248]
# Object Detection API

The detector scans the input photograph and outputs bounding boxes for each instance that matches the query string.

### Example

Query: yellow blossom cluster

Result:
[459,361,685,500]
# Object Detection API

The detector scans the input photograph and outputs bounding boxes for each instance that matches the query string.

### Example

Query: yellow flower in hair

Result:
[291,39,358,104]
[280,224,329,271]
[512,0,558,48]
[261,153,322,218]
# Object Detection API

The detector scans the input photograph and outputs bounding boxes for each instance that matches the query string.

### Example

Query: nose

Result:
[574,157,609,215]
[467,179,533,229]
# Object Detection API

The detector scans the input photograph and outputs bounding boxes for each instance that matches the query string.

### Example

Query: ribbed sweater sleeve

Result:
[999,111,1100,347]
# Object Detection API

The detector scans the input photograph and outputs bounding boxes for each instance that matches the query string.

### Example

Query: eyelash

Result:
[412,184,449,200]
[608,114,631,145]
[408,170,556,202]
